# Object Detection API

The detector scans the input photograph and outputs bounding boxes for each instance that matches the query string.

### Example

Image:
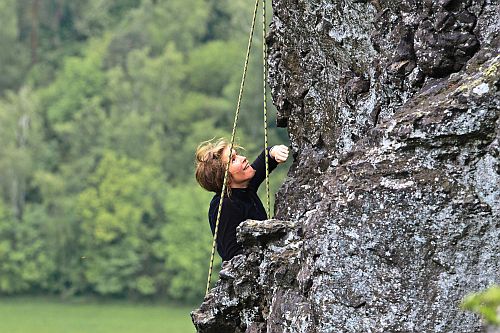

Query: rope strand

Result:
[205,0,260,297]
[262,0,270,218]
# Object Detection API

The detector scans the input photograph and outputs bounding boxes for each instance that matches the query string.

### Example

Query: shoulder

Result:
[209,194,242,212]
[210,193,221,206]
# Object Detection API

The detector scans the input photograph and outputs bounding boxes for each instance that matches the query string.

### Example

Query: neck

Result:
[230,181,250,189]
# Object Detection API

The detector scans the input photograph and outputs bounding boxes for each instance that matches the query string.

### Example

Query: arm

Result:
[248,145,289,190]
[209,197,245,261]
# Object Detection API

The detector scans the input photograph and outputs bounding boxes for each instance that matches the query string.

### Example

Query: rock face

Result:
[192,0,500,332]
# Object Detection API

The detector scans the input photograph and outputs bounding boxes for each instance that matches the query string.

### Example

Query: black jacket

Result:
[208,148,278,261]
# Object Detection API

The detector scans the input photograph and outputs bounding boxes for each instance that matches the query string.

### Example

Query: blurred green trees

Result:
[0,0,288,303]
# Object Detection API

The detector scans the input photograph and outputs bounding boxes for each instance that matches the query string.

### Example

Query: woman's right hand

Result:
[270,145,289,163]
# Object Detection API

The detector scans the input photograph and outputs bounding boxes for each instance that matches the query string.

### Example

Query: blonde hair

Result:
[195,138,241,193]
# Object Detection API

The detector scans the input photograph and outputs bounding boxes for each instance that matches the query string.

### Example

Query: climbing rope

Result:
[262,0,270,218]
[205,0,272,297]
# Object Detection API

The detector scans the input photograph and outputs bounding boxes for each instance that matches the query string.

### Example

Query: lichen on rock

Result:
[192,0,500,332]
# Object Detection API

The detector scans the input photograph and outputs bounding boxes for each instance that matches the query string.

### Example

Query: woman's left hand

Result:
[270,145,289,163]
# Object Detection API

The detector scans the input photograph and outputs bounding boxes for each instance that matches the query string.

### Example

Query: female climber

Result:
[195,138,289,261]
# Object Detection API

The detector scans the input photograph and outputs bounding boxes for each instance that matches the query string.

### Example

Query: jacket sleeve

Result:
[248,147,279,191]
[211,197,245,261]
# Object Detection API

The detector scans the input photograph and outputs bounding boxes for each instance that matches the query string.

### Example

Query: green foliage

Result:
[462,286,500,326]
[40,38,107,126]
[187,40,242,95]
[161,186,216,302]
[143,0,210,53]
[0,203,55,293]
[0,0,30,93]
[75,0,142,38]
[77,151,167,296]
[0,0,289,303]
[0,87,40,220]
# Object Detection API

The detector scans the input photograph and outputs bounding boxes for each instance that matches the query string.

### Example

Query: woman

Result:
[195,138,289,261]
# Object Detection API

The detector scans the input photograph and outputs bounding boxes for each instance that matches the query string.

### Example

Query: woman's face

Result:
[222,146,256,187]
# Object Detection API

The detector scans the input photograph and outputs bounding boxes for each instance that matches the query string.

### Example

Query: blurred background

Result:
[0,0,289,332]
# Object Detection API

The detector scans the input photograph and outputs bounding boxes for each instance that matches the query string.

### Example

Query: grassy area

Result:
[0,297,196,333]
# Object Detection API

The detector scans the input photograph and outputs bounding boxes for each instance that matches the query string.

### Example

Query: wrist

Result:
[269,146,276,159]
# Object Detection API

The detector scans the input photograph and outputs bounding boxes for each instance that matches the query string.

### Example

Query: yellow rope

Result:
[262,0,270,218]
[205,0,260,297]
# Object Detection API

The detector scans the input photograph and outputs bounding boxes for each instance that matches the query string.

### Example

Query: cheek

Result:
[229,164,242,175]
[237,163,246,173]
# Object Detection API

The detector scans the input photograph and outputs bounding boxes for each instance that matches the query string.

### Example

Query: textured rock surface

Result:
[192,0,500,332]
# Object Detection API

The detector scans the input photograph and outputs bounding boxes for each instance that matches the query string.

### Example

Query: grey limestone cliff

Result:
[192,0,500,332]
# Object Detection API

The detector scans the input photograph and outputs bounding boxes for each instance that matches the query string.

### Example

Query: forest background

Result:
[0,0,289,305]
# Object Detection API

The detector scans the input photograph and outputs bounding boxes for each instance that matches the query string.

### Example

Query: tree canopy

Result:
[0,0,288,304]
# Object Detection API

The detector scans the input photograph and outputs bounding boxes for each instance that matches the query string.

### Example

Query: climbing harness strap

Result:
[205,0,271,297]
